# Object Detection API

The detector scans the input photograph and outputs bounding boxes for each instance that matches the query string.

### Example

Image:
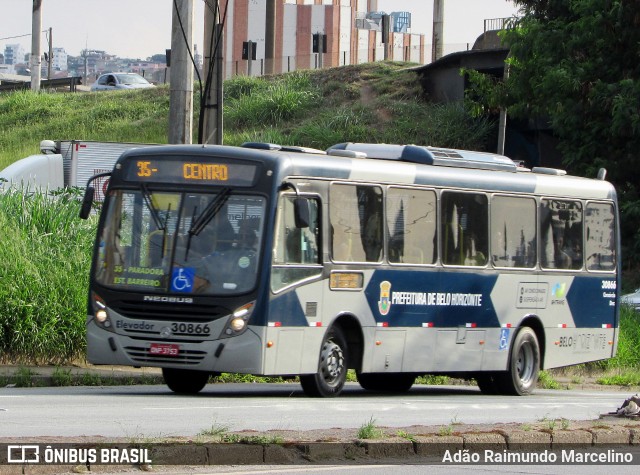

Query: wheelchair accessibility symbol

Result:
[499,328,510,350]
[171,267,195,293]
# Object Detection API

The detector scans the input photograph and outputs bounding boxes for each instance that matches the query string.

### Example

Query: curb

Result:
[3,422,640,472]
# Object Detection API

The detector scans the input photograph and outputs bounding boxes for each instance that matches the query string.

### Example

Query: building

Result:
[220,0,425,77]
[52,47,68,72]
[3,44,25,66]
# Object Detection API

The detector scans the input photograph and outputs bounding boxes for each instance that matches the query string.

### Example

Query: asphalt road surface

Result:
[0,383,631,438]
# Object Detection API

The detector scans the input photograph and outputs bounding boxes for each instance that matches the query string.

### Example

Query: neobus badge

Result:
[378,281,391,316]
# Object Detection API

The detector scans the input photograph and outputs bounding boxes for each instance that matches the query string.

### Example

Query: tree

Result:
[469,0,640,266]
[149,53,168,64]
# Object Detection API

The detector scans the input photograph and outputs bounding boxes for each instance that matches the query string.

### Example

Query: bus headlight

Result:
[221,301,255,338]
[229,318,246,332]
[91,292,113,331]
[95,309,108,323]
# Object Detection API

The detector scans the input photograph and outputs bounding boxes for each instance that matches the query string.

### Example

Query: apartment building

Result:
[220,0,425,77]
[3,44,26,66]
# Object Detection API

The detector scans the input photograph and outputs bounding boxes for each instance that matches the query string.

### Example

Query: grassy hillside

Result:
[0,62,493,171]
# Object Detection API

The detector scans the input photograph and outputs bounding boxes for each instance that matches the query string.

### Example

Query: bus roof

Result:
[115,143,617,201]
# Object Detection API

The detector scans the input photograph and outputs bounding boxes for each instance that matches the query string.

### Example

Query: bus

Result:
[79,142,619,397]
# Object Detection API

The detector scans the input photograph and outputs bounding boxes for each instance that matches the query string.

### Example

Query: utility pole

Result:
[202,0,224,145]
[47,27,52,80]
[264,0,276,75]
[382,14,390,61]
[432,0,444,62]
[31,0,42,92]
[169,0,195,144]
[497,60,510,156]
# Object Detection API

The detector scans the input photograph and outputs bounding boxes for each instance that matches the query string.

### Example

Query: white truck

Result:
[0,140,156,200]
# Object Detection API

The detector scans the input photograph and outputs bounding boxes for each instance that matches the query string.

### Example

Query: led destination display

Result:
[124,157,259,186]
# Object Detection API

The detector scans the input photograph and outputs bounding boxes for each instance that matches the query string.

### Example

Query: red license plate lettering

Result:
[149,343,179,356]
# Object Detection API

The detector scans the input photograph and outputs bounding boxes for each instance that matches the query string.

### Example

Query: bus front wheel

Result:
[300,326,348,397]
[500,327,540,396]
[162,368,210,394]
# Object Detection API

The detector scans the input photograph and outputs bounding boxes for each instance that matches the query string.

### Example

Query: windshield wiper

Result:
[184,187,231,259]
[141,184,164,231]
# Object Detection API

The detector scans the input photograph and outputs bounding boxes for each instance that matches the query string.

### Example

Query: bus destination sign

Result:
[124,158,258,186]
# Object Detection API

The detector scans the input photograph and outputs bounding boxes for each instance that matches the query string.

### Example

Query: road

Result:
[0,382,630,438]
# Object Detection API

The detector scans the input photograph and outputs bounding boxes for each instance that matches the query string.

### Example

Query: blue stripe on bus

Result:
[566,275,617,328]
[268,290,310,327]
[365,271,499,328]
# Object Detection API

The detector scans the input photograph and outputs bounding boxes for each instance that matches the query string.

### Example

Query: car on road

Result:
[621,289,640,310]
[91,73,154,91]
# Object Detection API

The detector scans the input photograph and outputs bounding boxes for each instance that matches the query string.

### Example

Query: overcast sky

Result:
[0,0,519,59]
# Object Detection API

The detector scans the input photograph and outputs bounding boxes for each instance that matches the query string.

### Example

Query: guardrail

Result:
[0,76,82,93]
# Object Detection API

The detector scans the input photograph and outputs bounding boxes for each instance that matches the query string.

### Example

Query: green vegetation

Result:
[537,370,562,390]
[357,417,385,440]
[0,87,170,171]
[0,188,96,363]
[596,371,640,387]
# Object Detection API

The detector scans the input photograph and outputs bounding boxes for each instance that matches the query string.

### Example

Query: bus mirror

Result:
[294,198,310,228]
[79,186,95,219]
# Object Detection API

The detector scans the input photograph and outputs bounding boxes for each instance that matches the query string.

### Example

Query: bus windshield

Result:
[95,189,266,295]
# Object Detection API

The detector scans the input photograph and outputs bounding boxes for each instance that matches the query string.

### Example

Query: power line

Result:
[0,30,51,42]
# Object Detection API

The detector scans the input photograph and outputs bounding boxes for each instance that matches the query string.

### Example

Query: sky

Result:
[0,0,519,60]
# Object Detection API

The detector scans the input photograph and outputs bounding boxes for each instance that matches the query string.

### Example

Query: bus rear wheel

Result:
[357,372,415,392]
[300,326,348,397]
[162,368,210,394]
[499,327,540,396]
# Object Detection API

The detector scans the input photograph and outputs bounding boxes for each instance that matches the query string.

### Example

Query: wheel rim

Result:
[516,341,535,384]
[320,339,345,387]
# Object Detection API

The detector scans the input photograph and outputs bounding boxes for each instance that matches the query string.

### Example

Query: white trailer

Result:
[0,140,156,200]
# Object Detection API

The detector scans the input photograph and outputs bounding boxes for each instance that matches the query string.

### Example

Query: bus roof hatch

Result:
[327,143,518,172]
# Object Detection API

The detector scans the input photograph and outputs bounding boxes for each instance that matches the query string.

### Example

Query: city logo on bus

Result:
[378,281,392,316]
[551,282,567,306]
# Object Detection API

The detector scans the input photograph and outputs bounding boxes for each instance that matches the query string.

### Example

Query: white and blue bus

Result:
[80,142,619,397]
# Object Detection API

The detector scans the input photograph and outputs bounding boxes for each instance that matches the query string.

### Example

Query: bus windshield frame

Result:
[94,187,267,296]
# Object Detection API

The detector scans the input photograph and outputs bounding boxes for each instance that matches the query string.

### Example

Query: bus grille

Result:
[112,300,229,322]
[124,346,207,365]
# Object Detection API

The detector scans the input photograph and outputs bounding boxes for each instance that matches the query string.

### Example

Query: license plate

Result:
[149,343,180,357]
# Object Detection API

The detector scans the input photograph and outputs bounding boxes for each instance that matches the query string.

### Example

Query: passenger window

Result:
[387,187,437,264]
[491,196,537,268]
[271,194,321,292]
[330,184,383,262]
[540,199,583,270]
[585,202,616,271]
[441,192,488,266]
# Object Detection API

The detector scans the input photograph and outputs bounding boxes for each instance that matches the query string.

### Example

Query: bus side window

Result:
[387,187,437,265]
[330,184,382,262]
[491,195,537,268]
[585,202,616,271]
[271,194,321,292]
[441,191,488,266]
[540,199,583,270]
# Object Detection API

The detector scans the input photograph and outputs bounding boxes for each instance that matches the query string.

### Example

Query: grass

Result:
[596,371,640,386]
[537,370,562,390]
[0,366,165,387]
[0,188,97,363]
[357,417,385,440]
